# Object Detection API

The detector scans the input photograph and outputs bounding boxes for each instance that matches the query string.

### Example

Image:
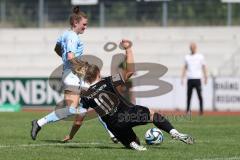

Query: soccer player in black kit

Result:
[76,40,194,150]
[31,40,194,151]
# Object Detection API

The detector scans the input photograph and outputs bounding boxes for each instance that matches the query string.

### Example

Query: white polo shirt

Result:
[184,53,206,79]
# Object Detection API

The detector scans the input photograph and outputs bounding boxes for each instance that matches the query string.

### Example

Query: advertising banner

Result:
[214,77,240,111]
[0,78,63,106]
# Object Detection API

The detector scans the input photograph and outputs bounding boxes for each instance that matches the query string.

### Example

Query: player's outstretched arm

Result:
[62,108,97,143]
[181,64,187,85]
[202,64,208,85]
[62,114,85,143]
[120,39,135,81]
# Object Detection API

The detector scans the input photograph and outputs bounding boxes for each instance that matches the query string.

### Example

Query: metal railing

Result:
[1,0,240,28]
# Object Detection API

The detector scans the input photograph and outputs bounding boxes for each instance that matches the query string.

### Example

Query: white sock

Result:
[37,118,48,127]
[107,129,115,138]
[36,107,77,127]
[170,129,180,136]
[98,116,115,138]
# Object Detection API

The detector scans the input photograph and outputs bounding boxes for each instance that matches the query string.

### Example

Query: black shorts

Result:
[103,105,151,147]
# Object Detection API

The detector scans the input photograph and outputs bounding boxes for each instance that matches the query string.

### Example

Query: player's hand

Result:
[62,135,72,143]
[120,39,132,50]
[181,79,184,86]
[204,77,208,85]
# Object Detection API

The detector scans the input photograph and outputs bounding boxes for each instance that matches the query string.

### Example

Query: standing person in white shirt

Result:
[181,42,208,115]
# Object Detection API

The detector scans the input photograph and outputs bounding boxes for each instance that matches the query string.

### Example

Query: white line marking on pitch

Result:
[0,142,103,148]
[194,157,240,160]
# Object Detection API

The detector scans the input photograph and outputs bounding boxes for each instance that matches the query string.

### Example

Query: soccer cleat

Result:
[171,133,194,144]
[31,120,41,140]
[130,141,147,151]
[111,137,119,144]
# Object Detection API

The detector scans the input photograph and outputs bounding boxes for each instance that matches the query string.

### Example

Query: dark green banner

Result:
[0,78,63,106]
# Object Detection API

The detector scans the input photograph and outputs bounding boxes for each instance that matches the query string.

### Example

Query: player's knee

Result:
[150,111,165,123]
[74,117,83,125]
[74,116,84,125]
[64,93,79,107]
[74,120,82,126]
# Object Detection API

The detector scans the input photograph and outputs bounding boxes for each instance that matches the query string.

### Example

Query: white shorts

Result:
[62,69,90,94]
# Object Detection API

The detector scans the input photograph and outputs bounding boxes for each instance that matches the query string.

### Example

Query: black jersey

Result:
[81,74,151,147]
[81,73,134,119]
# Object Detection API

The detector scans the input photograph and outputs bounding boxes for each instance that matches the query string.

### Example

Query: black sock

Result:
[153,113,174,133]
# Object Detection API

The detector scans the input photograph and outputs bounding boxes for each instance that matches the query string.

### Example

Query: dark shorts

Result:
[187,79,202,90]
[103,105,151,147]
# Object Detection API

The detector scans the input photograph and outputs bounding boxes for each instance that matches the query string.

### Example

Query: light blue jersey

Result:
[56,30,84,70]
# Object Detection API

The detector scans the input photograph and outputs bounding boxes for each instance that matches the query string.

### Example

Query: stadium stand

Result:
[0,27,240,77]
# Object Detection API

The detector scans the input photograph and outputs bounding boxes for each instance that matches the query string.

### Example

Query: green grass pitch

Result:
[0,112,240,160]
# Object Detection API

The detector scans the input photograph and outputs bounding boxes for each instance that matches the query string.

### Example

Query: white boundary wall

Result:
[0,77,239,111]
[0,27,240,77]
[0,27,240,111]
[136,77,214,111]
[136,77,238,111]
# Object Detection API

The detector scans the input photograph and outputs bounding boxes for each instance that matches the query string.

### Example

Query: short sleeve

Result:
[201,55,206,66]
[184,55,188,65]
[80,98,90,109]
[56,35,62,44]
[66,34,79,54]
[80,97,97,109]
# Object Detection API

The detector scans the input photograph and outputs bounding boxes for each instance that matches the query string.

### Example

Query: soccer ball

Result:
[145,128,164,145]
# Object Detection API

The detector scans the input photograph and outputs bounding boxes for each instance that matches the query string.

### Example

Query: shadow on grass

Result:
[146,145,168,150]
[65,145,126,150]
[41,139,127,150]
[41,139,168,151]
[41,139,64,143]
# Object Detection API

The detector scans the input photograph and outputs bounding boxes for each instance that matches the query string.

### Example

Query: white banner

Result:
[214,77,240,111]
[221,0,240,3]
[136,77,240,111]
[135,78,213,111]
[71,0,98,5]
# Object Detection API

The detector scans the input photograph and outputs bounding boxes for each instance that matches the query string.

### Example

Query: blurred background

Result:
[1,0,240,27]
[0,0,239,112]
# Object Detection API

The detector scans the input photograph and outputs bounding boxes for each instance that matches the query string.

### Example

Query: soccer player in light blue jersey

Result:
[31,6,117,142]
